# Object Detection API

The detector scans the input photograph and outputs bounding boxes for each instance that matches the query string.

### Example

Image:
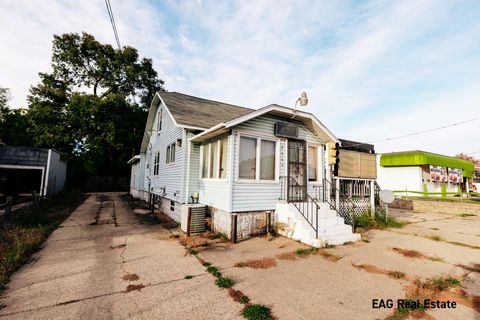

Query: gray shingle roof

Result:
[159,92,254,129]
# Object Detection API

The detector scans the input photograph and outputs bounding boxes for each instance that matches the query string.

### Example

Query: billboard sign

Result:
[448,168,463,184]
[430,165,447,182]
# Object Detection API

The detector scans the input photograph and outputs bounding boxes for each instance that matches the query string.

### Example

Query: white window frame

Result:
[153,152,160,175]
[200,138,228,182]
[236,132,279,183]
[307,144,321,183]
[166,143,176,164]
[157,109,162,132]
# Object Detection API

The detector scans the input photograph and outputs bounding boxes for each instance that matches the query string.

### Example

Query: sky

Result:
[0,0,479,156]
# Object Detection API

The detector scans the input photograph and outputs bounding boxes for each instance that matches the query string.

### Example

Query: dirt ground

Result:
[0,194,479,319]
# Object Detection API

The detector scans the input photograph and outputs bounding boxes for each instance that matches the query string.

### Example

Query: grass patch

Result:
[275,252,297,261]
[362,239,370,243]
[215,276,235,288]
[460,213,476,217]
[241,304,273,320]
[202,261,211,267]
[406,277,460,301]
[429,234,443,241]
[430,227,440,231]
[203,231,229,242]
[355,211,406,230]
[388,271,406,279]
[184,275,193,279]
[0,189,84,291]
[428,255,443,262]
[206,265,222,278]
[234,257,277,269]
[295,247,318,256]
[392,247,424,258]
[122,273,140,281]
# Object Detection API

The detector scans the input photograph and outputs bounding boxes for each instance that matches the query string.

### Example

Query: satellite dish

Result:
[379,190,395,204]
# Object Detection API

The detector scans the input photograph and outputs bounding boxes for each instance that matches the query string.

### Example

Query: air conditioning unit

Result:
[181,204,206,236]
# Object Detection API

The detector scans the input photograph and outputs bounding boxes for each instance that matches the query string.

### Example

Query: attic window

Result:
[157,109,162,132]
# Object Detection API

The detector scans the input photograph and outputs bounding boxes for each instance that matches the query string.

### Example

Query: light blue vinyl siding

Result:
[231,114,325,212]
[148,102,186,203]
[185,133,201,202]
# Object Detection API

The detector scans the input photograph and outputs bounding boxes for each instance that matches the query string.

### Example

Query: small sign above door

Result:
[274,122,299,139]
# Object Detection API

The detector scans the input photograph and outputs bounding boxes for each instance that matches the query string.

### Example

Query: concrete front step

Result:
[275,201,361,247]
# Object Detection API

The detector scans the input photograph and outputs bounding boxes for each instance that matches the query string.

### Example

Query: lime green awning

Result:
[380,150,474,178]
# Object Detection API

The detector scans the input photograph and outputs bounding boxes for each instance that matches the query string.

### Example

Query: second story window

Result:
[157,109,162,132]
[166,143,176,164]
[153,152,160,175]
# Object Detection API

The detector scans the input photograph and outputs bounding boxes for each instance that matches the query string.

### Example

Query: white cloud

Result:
[0,0,479,156]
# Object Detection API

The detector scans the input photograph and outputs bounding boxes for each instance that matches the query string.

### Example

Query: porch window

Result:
[201,137,229,179]
[219,137,228,178]
[239,137,257,179]
[308,146,318,181]
[201,144,208,178]
[209,141,218,178]
[260,140,276,180]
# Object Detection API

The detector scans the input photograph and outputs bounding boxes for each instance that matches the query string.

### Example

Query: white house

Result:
[129,91,360,247]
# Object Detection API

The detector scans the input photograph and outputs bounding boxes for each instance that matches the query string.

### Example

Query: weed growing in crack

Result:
[429,234,443,241]
[295,247,318,256]
[241,304,273,320]
[206,266,222,278]
[122,273,140,281]
[184,275,193,280]
[388,271,406,279]
[215,276,235,288]
[234,257,277,269]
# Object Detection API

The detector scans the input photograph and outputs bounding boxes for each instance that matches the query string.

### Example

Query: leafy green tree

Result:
[0,87,32,146]
[27,32,164,184]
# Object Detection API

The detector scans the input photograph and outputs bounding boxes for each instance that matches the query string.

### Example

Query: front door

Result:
[287,139,307,202]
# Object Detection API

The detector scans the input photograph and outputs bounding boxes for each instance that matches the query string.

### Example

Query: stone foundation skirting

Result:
[208,206,274,240]
[390,198,480,215]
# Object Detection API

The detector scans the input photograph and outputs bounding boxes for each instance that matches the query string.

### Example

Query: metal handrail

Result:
[279,176,319,238]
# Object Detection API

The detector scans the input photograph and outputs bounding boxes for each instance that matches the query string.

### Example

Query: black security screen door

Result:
[287,139,307,202]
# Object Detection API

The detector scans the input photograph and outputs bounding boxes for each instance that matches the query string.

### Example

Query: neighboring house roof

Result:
[189,103,339,144]
[160,92,254,129]
[379,150,474,178]
[339,139,375,154]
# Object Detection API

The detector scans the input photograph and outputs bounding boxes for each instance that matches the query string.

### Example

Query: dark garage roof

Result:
[159,92,254,129]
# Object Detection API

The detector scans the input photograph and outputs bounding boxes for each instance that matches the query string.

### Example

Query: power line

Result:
[105,0,121,50]
[468,149,480,155]
[346,116,480,148]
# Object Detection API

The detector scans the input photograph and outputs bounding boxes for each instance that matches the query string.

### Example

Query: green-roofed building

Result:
[376,150,474,194]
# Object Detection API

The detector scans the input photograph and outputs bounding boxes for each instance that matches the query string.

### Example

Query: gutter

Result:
[189,123,226,142]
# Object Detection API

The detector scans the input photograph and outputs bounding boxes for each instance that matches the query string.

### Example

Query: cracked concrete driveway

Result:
[0,193,242,320]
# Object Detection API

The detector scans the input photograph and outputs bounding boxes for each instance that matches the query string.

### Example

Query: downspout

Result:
[184,130,191,204]
[44,149,52,196]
